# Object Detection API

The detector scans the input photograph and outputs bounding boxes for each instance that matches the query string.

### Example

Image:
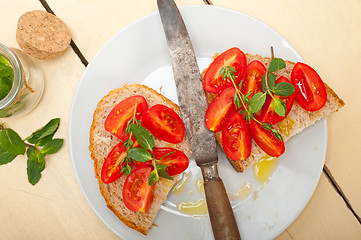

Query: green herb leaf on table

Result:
[40,139,63,154]
[0,145,17,165]
[271,82,295,97]
[27,147,46,186]
[36,133,55,147]
[130,123,154,151]
[0,118,63,185]
[0,128,26,155]
[268,58,286,72]
[26,118,60,144]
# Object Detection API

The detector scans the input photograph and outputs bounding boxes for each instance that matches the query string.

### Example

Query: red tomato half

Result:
[141,104,185,144]
[104,96,148,140]
[205,86,236,132]
[222,112,252,161]
[101,143,127,183]
[123,166,155,213]
[203,47,247,94]
[241,60,267,99]
[259,76,295,125]
[291,62,327,111]
[153,148,189,176]
[248,120,285,157]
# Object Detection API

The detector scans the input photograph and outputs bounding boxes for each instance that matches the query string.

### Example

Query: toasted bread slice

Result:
[89,84,191,235]
[204,53,345,172]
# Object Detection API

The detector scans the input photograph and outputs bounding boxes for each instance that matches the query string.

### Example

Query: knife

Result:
[157,1,241,239]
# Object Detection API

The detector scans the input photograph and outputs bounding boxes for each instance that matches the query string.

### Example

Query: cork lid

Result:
[16,10,71,60]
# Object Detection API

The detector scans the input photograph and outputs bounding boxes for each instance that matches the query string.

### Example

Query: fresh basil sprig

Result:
[0,118,63,185]
[121,117,173,186]
[220,47,294,141]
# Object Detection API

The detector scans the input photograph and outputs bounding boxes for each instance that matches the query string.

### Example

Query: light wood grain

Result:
[0,0,360,239]
[277,173,361,240]
[211,0,361,216]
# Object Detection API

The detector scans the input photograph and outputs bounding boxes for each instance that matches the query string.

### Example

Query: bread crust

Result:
[89,84,191,235]
[204,53,344,172]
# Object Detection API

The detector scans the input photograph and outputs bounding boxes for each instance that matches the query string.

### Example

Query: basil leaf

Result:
[130,123,154,151]
[262,73,275,91]
[272,98,287,117]
[272,129,283,141]
[261,122,273,131]
[26,118,60,144]
[268,73,276,89]
[0,145,17,165]
[0,55,10,65]
[127,148,152,162]
[26,147,46,185]
[0,128,25,155]
[272,82,295,97]
[157,164,173,180]
[148,170,159,186]
[40,139,63,154]
[0,77,12,100]
[35,133,54,147]
[268,58,286,72]
[248,92,266,114]
[0,63,13,77]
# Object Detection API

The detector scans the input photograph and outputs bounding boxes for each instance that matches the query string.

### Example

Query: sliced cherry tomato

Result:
[259,76,295,125]
[241,60,267,99]
[122,166,155,213]
[205,86,236,132]
[248,120,285,157]
[153,148,189,176]
[222,112,252,161]
[203,47,247,94]
[101,143,127,183]
[291,62,327,111]
[141,104,185,144]
[104,96,148,140]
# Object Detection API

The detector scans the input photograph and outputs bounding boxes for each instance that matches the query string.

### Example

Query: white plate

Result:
[69,5,326,240]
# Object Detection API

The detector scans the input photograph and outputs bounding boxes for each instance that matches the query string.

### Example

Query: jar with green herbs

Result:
[0,43,44,118]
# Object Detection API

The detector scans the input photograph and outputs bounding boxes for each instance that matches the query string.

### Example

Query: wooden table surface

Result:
[1,0,361,239]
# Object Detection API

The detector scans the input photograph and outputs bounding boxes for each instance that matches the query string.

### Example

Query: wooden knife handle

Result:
[202,165,241,240]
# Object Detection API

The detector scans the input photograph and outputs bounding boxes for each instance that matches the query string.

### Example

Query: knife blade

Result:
[157,1,241,239]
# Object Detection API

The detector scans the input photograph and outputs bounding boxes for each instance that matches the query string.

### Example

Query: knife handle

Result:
[201,164,241,240]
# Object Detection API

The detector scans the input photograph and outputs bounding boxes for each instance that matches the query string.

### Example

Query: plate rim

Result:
[68,5,327,240]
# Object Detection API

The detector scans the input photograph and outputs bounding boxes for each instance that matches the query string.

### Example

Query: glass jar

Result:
[0,43,44,118]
